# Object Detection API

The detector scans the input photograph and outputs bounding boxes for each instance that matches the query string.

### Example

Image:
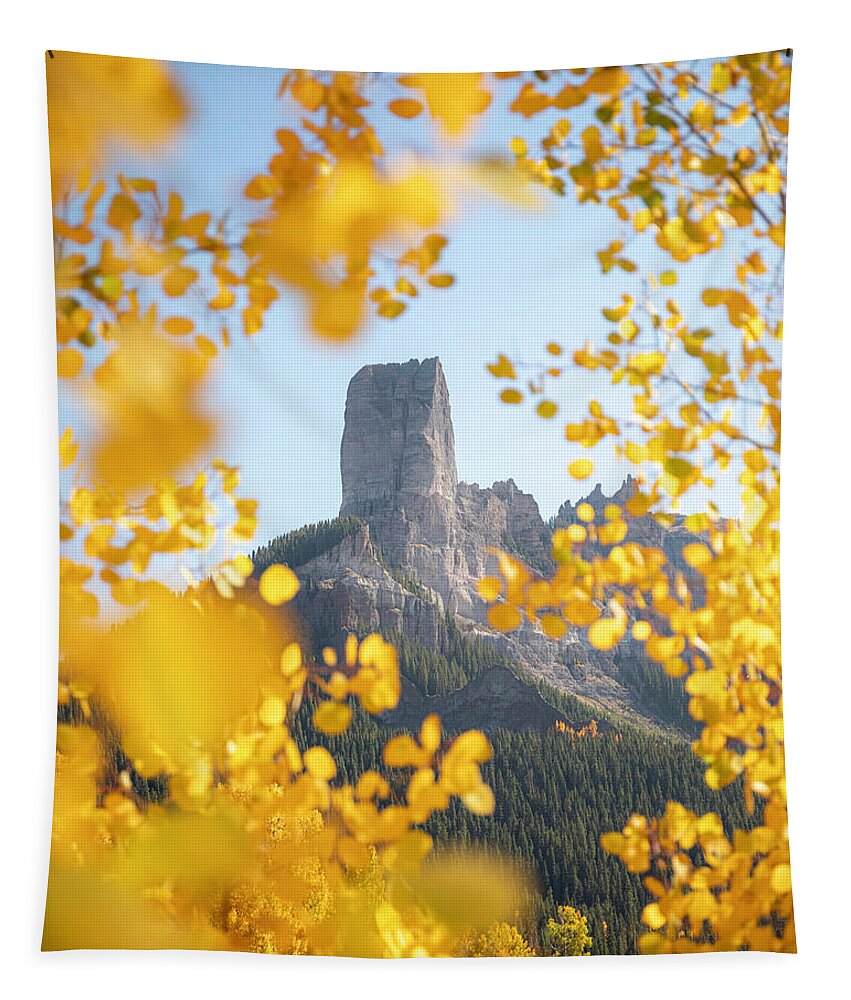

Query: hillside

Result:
[243,358,736,955]
[253,357,701,736]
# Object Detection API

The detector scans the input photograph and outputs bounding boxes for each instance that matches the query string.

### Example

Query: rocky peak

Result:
[340,357,457,518]
[554,474,638,526]
[263,359,699,730]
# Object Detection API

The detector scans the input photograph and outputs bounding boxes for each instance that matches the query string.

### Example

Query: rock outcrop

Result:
[339,358,553,620]
[278,358,700,729]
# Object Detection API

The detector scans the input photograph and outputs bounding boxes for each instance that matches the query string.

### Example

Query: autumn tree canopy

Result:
[47,51,791,955]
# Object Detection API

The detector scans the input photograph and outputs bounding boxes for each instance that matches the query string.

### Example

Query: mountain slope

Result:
[255,357,702,734]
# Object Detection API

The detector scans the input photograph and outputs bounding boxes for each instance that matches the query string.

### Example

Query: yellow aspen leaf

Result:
[57,347,84,378]
[565,524,586,543]
[162,317,194,336]
[258,564,299,606]
[546,342,562,356]
[744,449,768,472]
[598,519,627,545]
[768,222,786,248]
[106,193,140,234]
[355,771,390,801]
[46,52,186,196]
[619,318,639,340]
[632,621,652,641]
[576,502,595,523]
[509,136,528,158]
[585,67,630,97]
[771,864,792,893]
[462,783,495,816]
[541,614,567,639]
[259,696,285,728]
[710,63,732,94]
[162,266,198,297]
[313,701,352,736]
[383,734,426,769]
[683,543,713,568]
[537,400,558,419]
[642,903,666,930]
[232,554,253,576]
[291,73,324,111]
[388,98,423,119]
[59,427,78,468]
[280,642,303,676]
[487,354,517,379]
[303,746,336,781]
[377,298,406,319]
[344,633,358,667]
[395,277,418,297]
[501,388,523,404]
[244,174,277,199]
[664,457,695,480]
[420,714,442,753]
[427,273,454,288]
[195,335,217,358]
[646,634,685,662]
[588,616,626,651]
[488,603,522,632]
[511,82,551,118]
[730,102,751,125]
[397,72,491,135]
[477,576,502,602]
[659,270,677,286]
[569,458,593,480]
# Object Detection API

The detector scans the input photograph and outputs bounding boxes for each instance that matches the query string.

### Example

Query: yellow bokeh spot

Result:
[632,621,652,641]
[569,459,593,480]
[487,603,522,632]
[259,564,299,606]
[280,642,303,676]
[577,503,596,523]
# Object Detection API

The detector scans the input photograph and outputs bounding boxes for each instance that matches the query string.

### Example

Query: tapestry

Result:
[44,51,793,956]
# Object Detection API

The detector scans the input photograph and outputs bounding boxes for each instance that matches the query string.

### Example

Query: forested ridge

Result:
[287,616,753,955]
[250,516,366,576]
[246,518,713,952]
[65,602,741,955]
[292,697,754,955]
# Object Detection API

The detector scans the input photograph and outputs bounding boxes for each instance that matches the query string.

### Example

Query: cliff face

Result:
[338,358,553,621]
[341,358,458,516]
[285,358,698,728]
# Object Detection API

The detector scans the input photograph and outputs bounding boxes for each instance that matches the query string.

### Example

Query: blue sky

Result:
[77,57,782,552]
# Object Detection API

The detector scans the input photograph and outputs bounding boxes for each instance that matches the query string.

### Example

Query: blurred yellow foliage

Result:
[46,51,185,197]
[48,51,792,955]
[484,51,792,954]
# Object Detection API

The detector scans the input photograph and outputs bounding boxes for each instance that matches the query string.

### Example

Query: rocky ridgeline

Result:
[286,358,699,731]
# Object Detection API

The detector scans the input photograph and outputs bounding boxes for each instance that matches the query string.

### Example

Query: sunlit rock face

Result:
[341,357,458,516]
[339,357,552,619]
[291,358,702,728]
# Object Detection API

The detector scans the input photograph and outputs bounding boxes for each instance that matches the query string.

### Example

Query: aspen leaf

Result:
[259,564,299,606]
[541,614,567,639]
[477,576,502,602]
[488,603,522,632]
[389,98,423,119]
[313,701,352,736]
[487,354,516,379]
[162,317,194,336]
[588,616,626,651]
[569,459,593,480]
[303,746,336,781]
